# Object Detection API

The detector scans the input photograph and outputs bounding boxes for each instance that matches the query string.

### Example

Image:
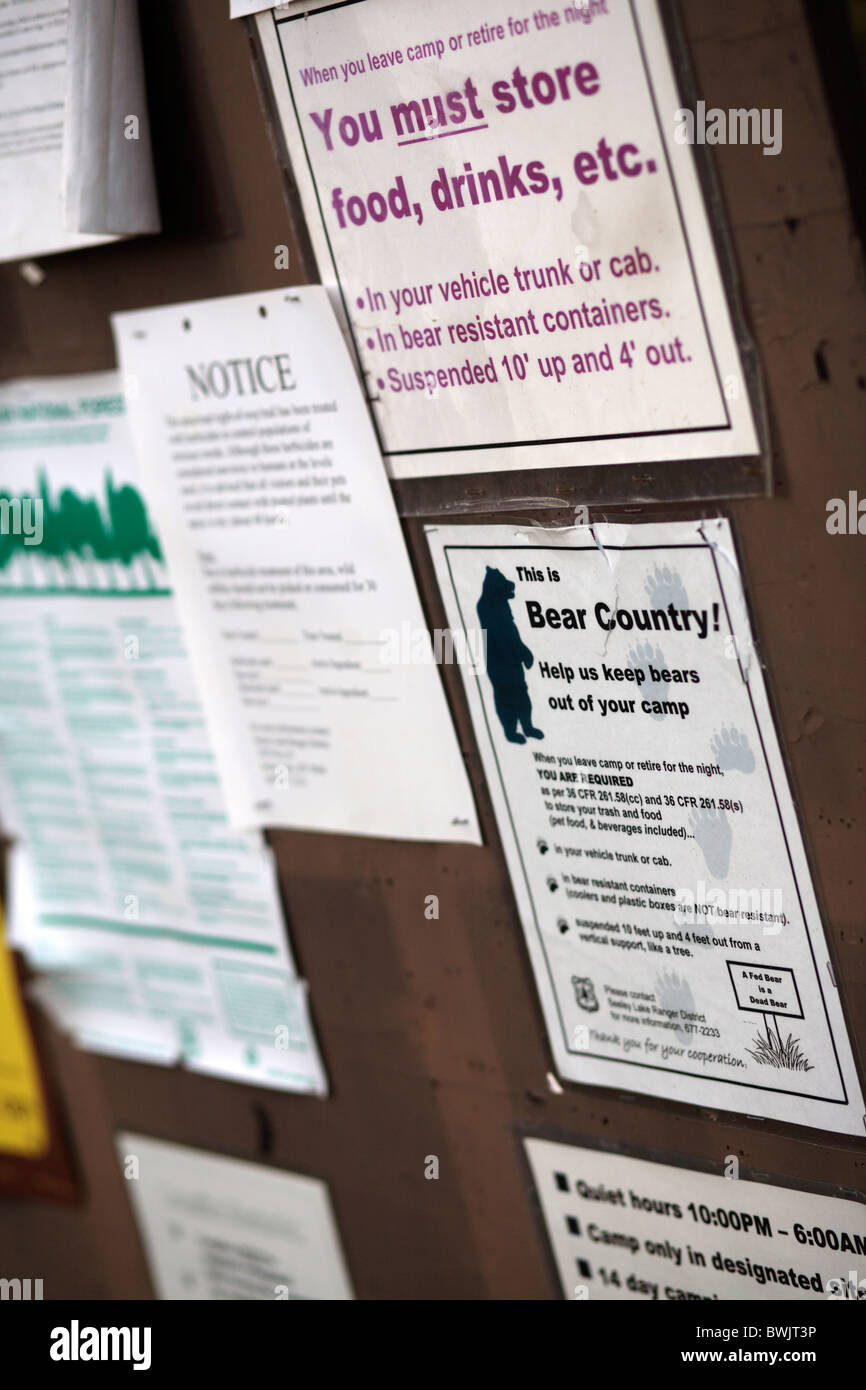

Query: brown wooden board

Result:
[0,0,863,1300]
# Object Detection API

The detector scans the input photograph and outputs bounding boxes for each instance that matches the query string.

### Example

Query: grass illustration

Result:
[746,1029,813,1072]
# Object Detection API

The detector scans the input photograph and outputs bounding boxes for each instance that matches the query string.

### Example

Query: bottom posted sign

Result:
[524,1138,866,1301]
[427,520,865,1134]
[117,1133,353,1300]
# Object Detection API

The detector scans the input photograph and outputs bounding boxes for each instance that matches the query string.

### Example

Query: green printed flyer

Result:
[0,373,326,1094]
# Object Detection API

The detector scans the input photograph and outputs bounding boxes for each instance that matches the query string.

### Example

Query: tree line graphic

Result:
[0,470,165,591]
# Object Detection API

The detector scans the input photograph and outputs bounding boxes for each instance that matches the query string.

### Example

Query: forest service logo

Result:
[571,976,599,1012]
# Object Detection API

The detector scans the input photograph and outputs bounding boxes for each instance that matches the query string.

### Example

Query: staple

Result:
[19,260,45,286]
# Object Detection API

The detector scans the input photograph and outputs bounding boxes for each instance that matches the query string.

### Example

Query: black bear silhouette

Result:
[476,566,544,744]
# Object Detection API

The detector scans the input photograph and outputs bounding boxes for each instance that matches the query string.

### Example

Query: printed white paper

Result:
[0,373,326,1094]
[112,287,480,842]
[256,0,760,478]
[0,1,114,259]
[231,1,298,18]
[117,1132,354,1299]
[525,1138,866,1301]
[62,0,161,236]
[427,520,864,1135]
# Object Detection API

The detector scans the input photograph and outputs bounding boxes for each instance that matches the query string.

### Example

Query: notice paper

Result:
[525,1138,866,1301]
[427,520,865,1135]
[0,0,112,259]
[112,287,480,842]
[0,0,158,261]
[62,0,160,237]
[117,1132,354,1300]
[256,0,760,479]
[0,373,326,1095]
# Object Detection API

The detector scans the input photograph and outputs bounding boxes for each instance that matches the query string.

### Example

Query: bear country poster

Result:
[256,0,762,481]
[426,519,865,1136]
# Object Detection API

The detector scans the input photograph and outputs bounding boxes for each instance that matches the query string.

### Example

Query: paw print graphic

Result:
[655,971,696,1043]
[628,641,668,719]
[690,806,732,879]
[710,726,755,774]
[645,564,689,611]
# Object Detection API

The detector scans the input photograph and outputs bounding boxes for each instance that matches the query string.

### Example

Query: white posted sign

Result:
[117,1132,353,1300]
[525,1138,866,1301]
[427,520,865,1135]
[257,0,760,478]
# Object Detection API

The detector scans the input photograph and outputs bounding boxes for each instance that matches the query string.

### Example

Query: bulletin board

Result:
[0,0,863,1300]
